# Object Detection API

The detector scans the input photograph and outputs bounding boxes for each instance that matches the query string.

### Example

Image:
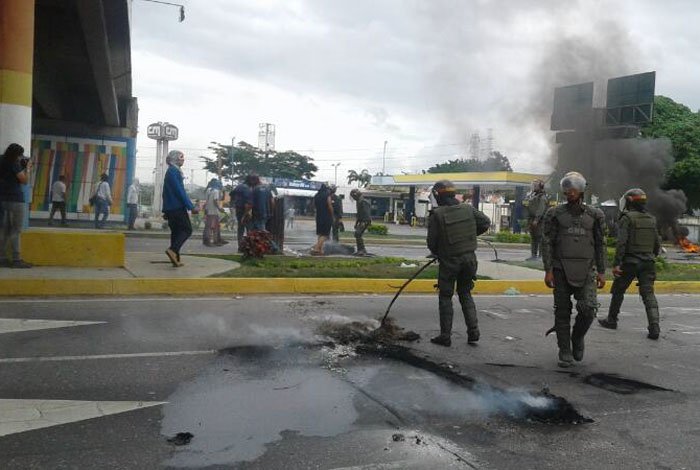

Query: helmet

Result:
[432,179,456,197]
[350,188,362,200]
[619,188,647,211]
[560,171,586,193]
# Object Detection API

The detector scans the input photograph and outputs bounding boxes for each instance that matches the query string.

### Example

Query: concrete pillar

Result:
[1,0,35,228]
[513,186,525,233]
[471,185,481,209]
[0,0,35,153]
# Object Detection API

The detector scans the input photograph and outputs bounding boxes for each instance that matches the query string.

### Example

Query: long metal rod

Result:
[381,257,438,326]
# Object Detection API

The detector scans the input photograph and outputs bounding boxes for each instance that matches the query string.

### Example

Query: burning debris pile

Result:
[675,226,700,253]
[316,318,592,425]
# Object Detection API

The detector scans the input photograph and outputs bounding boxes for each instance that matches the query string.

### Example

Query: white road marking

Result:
[329,461,414,470]
[0,319,106,335]
[0,350,217,364]
[0,399,165,437]
[481,309,508,319]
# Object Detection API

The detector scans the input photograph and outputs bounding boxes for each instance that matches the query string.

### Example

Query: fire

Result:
[677,237,700,253]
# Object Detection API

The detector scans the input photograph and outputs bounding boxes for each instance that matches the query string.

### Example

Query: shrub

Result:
[367,224,388,236]
[494,230,531,243]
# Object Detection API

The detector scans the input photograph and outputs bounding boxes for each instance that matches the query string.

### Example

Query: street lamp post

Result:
[382,140,388,175]
[331,162,341,185]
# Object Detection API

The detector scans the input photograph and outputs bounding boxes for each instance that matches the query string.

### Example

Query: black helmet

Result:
[560,171,586,193]
[619,188,647,211]
[350,188,362,200]
[432,179,456,196]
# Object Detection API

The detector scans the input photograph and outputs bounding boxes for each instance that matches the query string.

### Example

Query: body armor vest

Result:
[433,204,477,256]
[554,205,596,286]
[625,211,657,254]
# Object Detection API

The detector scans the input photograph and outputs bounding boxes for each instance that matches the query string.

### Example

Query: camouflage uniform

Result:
[523,190,548,258]
[428,202,491,344]
[354,195,371,254]
[542,202,606,365]
[602,209,661,337]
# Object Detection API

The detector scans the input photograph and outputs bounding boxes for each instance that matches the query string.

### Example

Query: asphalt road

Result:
[1,293,699,469]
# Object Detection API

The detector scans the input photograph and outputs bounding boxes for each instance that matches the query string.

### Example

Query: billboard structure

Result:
[148,122,179,215]
[550,81,594,131]
[605,71,656,126]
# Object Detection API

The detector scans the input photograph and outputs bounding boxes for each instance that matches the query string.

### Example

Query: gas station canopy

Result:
[369,172,550,190]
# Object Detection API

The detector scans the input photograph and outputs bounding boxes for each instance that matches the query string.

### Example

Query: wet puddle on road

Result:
[160,341,585,468]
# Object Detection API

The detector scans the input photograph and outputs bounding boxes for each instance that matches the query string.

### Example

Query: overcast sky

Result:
[130,0,700,186]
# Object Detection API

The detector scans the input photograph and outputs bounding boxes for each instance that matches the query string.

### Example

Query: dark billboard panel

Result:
[605,71,656,125]
[551,82,594,130]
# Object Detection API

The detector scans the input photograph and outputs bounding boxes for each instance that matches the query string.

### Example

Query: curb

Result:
[1,278,699,297]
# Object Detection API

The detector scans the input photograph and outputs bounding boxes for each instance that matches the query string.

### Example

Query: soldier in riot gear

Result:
[523,179,549,260]
[427,180,491,347]
[542,172,606,367]
[599,188,661,339]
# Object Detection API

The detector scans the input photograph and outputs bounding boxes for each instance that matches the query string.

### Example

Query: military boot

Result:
[467,328,480,344]
[432,299,454,347]
[571,315,594,362]
[430,335,452,347]
[598,317,617,330]
[601,294,623,329]
[647,323,660,340]
[556,326,573,368]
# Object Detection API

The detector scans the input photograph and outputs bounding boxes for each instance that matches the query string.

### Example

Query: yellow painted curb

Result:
[0,70,32,107]
[20,230,125,267]
[2,278,700,297]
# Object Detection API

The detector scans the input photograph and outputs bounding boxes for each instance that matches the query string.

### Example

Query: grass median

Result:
[500,258,700,281]
[202,254,491,280]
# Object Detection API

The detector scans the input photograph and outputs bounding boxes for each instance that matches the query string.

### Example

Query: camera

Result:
[19,157,29,169]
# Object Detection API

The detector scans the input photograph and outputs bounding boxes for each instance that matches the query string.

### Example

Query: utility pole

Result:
[382,140,388,175]
[331,162,341,185]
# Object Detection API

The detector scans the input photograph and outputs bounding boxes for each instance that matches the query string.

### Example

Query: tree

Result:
[642,96,700,162]
[426,151,513,173]
[641,96,700,209]
[347,169,372,188]
[201,141,318,182]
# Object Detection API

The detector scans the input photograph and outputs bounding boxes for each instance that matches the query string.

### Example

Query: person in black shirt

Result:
[0,143,32,268]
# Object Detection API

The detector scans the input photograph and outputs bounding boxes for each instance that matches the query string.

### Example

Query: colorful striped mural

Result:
[29,135,136,217]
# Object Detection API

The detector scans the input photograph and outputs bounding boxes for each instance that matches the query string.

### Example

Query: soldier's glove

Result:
[544,270,555,288]
[596,272,606,289]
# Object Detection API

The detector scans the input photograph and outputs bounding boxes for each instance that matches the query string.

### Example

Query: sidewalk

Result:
[0,252,240,280]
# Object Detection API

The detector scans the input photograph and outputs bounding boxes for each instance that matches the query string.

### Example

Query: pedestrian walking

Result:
[203,178,226,246]
[542,171,606,368]
[162,150,194,267]
[427,180,491,347]
[93,173,112,229]
[523,179,548,260]
[252,179,274,231]
[330,185,343,242]
[311,183,333,255]
[126,178,139,230]
[0,143,32,268]
[599,188,661,339]
[285,206,295,229]
[230,176,254,252]
[350,189,371,256]
[49,175,68,226]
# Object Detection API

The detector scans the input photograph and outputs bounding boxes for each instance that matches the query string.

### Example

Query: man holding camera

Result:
[0,143,32,268]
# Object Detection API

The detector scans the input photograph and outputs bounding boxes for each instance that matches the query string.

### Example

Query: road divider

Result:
[1,278,699,297]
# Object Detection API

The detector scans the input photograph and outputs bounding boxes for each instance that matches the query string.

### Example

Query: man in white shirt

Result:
[126,179,139,230]
[94,173,112,229]
[49,175,67,226]
[203,179,227,246]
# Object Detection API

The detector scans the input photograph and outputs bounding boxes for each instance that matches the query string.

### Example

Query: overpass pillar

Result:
[0,0,35,153]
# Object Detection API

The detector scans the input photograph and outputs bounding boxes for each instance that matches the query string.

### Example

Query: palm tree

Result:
[347,169,372,188]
